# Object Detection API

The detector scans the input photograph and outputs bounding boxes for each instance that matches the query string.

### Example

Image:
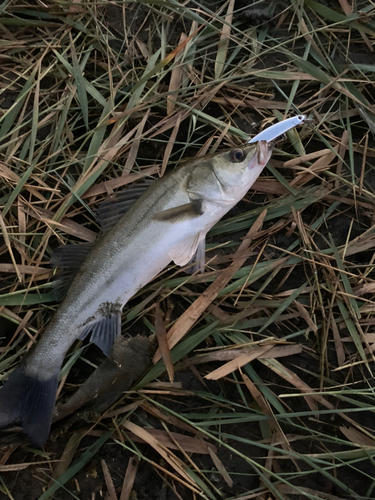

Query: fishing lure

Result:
[249,114,312,144]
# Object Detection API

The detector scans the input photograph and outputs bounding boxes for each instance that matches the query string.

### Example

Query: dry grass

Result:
[1,1,375,499]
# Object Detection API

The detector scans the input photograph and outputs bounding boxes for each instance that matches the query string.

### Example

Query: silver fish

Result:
[53,335,154,423]
[0,140,273,446]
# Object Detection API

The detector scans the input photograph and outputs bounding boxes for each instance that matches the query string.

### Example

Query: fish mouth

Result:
[256,140,274,167]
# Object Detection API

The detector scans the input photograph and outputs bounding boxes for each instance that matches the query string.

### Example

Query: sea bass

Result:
[52,335,154,423]
[0,140,273,446]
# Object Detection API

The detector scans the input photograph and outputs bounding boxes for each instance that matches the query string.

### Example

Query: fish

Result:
[0,115,311,447]
[52,335,154,423]
[0,139,274,446]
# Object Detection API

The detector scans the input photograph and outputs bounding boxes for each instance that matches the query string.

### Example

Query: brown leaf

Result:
[161,113,182,176]
[50,432,83,486]
[21,203,97,242]
[0,162,46,201]
[0,463,33,472]
[338,0,373,51]
[122,421,202,491]
[0,264,49,274]
[261,358,324,412]
[330,312,346,366]
[241,370,270,416]
[124,427,215,455]
[290,147,338,187]
[252,179,289,195]
[83,166,159,198]
[155,302,174,382]
[207,446,233,487]
[340,426,375,447]
[178,344,302,370]
[283,148,332,167]
[294,300,318,332]
[204,345,274,380]
[167,33,186,115]
[101,458,118,500]
[120,456,139,500]
[140,401,205,437]
[122,109,151,177]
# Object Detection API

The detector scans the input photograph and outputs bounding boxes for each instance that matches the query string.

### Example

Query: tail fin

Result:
[0,364,59,447]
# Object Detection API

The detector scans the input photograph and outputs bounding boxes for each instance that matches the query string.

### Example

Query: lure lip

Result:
[248,114,313,144]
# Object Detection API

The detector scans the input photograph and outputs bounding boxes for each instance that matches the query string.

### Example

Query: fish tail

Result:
[0,363,59,447]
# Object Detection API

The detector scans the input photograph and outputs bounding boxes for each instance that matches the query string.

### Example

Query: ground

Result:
[1,1,375,499]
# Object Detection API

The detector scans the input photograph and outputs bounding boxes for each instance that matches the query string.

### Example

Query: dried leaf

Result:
[155,302,174,382]
[101,458,118,500]
[120,457,139,500]
[207,446,233,487]
[204,345,274,380]
[340,426,375,447]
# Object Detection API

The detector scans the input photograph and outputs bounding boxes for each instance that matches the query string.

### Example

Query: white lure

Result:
[249,115,311,144]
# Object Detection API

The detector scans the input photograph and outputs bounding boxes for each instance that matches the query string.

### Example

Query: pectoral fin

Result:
[153,200,204,223]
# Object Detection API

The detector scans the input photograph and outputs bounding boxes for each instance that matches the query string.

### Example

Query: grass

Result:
[1,0,375,499]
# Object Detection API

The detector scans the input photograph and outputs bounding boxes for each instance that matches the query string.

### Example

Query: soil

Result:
[1,2,375,500]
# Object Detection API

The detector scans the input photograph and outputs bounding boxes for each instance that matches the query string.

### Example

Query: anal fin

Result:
[79,312,121,356]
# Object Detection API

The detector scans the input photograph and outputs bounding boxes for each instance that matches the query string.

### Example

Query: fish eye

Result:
[229,148,245,163]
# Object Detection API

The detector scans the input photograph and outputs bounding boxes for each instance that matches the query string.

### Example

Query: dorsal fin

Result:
[50,242,93,269]
[50,180,155,300]
[97,179,154,233]
[50,243,93,301]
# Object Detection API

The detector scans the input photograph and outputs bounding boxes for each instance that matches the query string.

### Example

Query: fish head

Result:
[212,140,274,192]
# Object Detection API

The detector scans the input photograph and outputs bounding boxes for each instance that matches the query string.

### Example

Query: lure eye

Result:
[229,148,245,163]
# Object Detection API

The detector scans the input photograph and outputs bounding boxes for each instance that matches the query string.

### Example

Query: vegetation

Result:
[0,1,375,498]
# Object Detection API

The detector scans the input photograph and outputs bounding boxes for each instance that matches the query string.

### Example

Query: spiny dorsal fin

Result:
[98,179,154,233]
